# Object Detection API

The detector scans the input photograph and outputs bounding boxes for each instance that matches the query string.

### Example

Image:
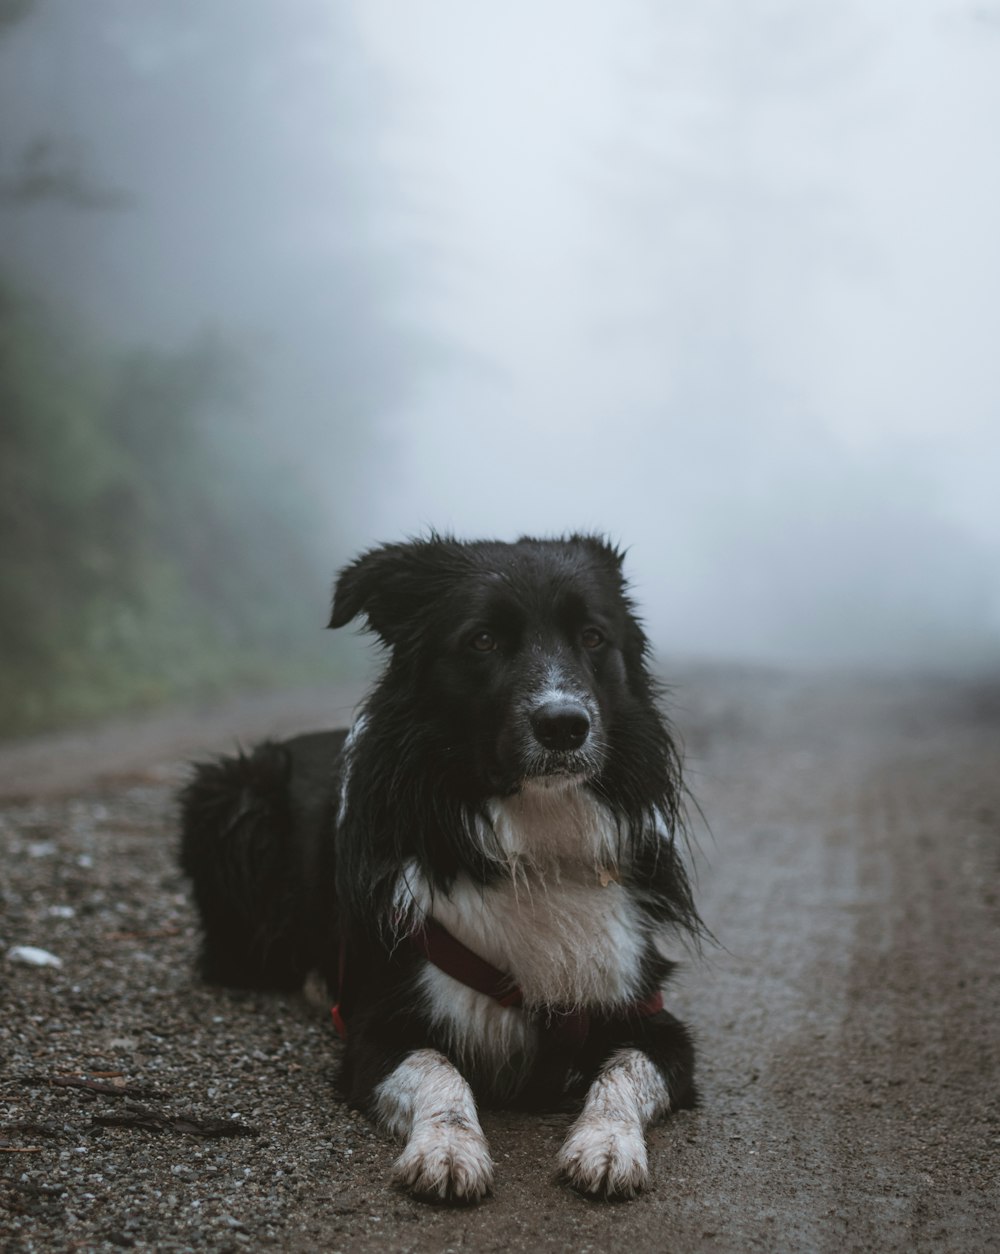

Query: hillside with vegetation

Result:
[0,275,345,735]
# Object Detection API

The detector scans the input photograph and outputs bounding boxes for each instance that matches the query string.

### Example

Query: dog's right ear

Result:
[328,545,401,642]
[329,540,453,645]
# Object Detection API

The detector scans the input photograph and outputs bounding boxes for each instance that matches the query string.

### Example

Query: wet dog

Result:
[180,534,700,1201]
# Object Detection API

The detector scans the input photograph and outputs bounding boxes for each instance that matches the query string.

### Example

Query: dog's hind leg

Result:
[373,1049,493,1203]
[556,1047,672,1198]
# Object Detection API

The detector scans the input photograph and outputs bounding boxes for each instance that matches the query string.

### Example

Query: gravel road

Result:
[2,666,998,1252]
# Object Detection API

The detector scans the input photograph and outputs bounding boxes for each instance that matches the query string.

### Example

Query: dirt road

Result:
[2,667,998,1252]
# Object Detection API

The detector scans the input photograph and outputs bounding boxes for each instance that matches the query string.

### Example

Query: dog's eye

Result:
[469,631,497,653]
[581,627,604,650]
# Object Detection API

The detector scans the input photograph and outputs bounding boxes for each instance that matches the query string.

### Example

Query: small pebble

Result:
[7,945,63,968]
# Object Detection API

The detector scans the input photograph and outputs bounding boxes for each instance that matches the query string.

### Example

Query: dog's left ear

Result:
[573,534,628,583]
[328,538,455,645]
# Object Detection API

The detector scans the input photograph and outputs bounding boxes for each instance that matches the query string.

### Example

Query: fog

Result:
[3,0,999,670]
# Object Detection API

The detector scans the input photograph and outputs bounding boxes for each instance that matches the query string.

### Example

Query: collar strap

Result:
[411,916,666,1027]
[410,916,523,1007]
[330,915,521,1040]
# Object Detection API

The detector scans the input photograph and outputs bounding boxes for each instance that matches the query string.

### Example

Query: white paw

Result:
[557,1117,649,1199]
[392,1115,494,1203]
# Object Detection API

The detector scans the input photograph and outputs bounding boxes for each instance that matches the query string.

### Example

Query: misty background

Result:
[2,0,998,734]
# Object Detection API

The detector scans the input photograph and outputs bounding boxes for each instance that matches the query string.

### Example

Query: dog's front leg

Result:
[557,1047,671,1198]
[373,1048,493,1203]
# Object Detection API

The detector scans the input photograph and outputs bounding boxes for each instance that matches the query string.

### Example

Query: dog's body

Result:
[180,535,700,1200]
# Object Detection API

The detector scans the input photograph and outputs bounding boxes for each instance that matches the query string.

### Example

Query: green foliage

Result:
[0,273,344,735]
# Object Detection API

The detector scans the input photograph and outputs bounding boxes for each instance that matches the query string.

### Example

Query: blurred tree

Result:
[0,1,129,211]
[0,0,32,32]
[0,136,130,208]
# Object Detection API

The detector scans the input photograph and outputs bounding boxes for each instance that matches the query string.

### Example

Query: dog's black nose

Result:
[530,701,591,751]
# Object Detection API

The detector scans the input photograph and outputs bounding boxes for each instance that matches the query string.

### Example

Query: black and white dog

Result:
[180,534,701,1202]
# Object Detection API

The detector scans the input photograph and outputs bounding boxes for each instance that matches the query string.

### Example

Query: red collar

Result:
[410,916,524,1006]
[332,916,664,1043]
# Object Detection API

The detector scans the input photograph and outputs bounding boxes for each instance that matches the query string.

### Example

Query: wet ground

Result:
[2,666,998,1252]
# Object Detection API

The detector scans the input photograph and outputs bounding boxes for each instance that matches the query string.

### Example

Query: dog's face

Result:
[330,535,656,798]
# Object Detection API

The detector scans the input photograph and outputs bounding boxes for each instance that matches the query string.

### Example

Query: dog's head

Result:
[329,534,662,799]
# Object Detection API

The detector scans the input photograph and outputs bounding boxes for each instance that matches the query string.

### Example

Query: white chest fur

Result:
[424,866,646,1010]
[402,782,648,1011]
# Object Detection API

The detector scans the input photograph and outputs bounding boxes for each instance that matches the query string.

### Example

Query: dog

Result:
[180,534,701,1202]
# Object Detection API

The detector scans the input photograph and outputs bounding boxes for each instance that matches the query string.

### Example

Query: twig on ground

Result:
[92,1105,256,1138]
[18,1074,169,1100]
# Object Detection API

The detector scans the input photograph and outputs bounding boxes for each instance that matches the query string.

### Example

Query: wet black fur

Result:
[179,730,344,991]
[179,534,700,1117]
